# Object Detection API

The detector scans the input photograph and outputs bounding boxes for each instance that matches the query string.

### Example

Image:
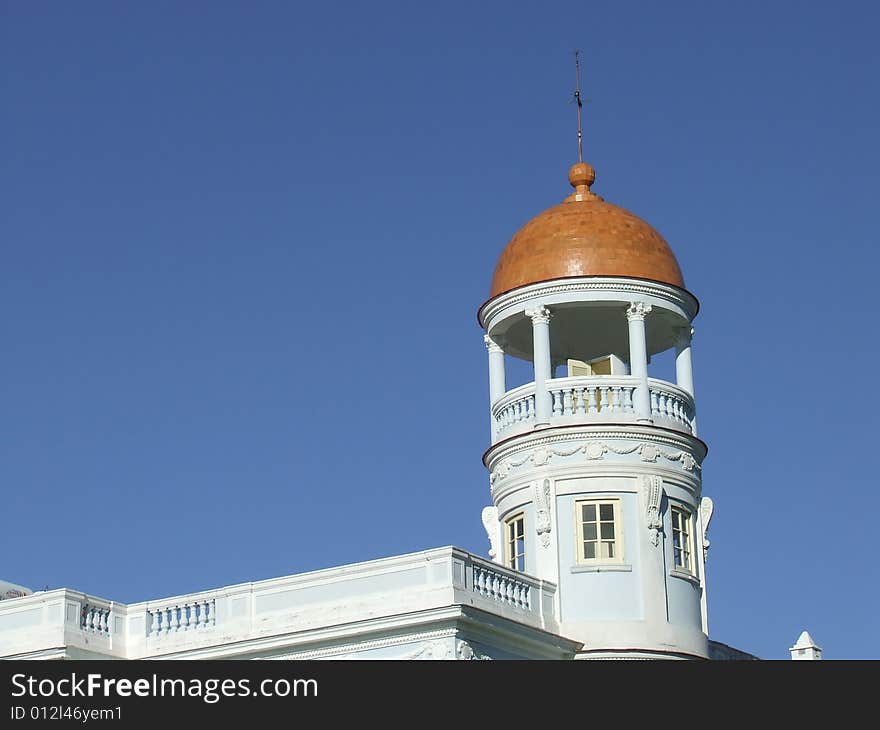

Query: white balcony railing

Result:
[0,548,560,659]
[491,375,695,441]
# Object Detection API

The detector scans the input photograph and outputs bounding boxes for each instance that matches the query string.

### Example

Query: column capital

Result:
[483,334,504,353]
[525,305,552,325]
[626,301,653,322]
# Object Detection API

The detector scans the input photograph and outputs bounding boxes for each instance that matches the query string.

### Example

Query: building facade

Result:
[0,159,810,660]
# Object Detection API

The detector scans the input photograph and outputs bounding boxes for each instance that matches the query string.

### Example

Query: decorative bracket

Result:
[641,475,664,547]
[481,506,500,560]
[534,479,553,548]
[699,496,714,561]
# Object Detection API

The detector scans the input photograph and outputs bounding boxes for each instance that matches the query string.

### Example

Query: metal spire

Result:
[573,50,584,163]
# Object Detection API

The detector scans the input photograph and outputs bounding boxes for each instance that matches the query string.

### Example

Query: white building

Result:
[0,158,814,661]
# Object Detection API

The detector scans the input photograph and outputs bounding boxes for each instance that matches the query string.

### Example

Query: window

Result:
[505,514,525,571]
[671,506,694,573]
[575,499,623,563]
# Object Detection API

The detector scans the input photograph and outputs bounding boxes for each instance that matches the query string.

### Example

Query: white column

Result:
[675,326,697,434]
[526,306,553,426]
[626,302,652,422]
[485,335,506,442]
[484,334,506,405]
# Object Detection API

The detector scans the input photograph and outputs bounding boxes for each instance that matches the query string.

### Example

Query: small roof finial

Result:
[573,49,584,163]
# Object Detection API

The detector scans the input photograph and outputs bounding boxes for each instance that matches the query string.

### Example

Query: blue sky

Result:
[2,1,878,659]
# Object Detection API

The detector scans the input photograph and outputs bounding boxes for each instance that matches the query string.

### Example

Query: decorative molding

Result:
[489,439,700,485]
[270,628,457,661]
[534,479,553,548]
[584,441,607,460]
[481,506,500,560]
[626,301,653,321]
[525,305,551,326]
[485,426,705,464]
[699,496,714,561]
[478,277,699,328]
[457,640,492,661]
[483,334,504,353]
[641,475,664,547]
[406,639,455,660]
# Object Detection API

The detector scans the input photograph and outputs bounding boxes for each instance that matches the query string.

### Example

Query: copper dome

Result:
[490,163,684,298]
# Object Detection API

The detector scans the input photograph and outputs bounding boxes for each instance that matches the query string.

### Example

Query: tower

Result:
[478,160,712,659]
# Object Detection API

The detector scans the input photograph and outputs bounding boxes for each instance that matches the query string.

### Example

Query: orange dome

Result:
[490,163,684,298]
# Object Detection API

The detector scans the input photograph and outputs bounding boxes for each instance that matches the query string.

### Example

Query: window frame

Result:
[670,504,695,575]
[574,498,625,565]
[504,512,526,572]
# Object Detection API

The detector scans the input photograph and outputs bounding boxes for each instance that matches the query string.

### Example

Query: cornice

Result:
[478,276,699,329]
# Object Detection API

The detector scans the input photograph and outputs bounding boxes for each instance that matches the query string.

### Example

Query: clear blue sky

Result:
[2,1,878,659]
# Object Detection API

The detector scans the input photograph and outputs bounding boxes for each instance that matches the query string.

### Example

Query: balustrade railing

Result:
[147,598,215,636]
[648,378,694,431]
[471,562,532,610]
[80,603,111,635]
[550,376,636,417]
[491,376,695,440]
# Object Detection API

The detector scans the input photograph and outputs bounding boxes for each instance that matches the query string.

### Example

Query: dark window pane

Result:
[583,542,595,559]
[582,504,596,521]
[599,504,614,521]
[600,523,615,540]
[584,524,597,540]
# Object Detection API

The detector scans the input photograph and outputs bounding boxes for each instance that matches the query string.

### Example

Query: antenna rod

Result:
[574,50,584,163]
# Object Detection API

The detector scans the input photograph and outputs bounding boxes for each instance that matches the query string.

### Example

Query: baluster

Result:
[586,387,597,414]
[204,600,212,627]
[574,388,585,415]
[552,389,563,416]
[527,395,535,421]
[650,388,659,415]
[151,610,159,636]
[90,607,97,631]
[492,575,500,600]
[562,388,572,416]
[183,603,191,630]
[661,393,670,418]
[506,580,514,604]
[100,609,108,634]
[475,569,484,595]
[623,386,634,412]
[598,387,608,412]
[613,386,622,412]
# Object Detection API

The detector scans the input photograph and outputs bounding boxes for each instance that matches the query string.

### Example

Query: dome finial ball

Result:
[569,162,595,188]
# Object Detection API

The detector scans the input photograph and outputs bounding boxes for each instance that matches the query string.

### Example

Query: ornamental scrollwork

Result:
[534,479,553,548]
